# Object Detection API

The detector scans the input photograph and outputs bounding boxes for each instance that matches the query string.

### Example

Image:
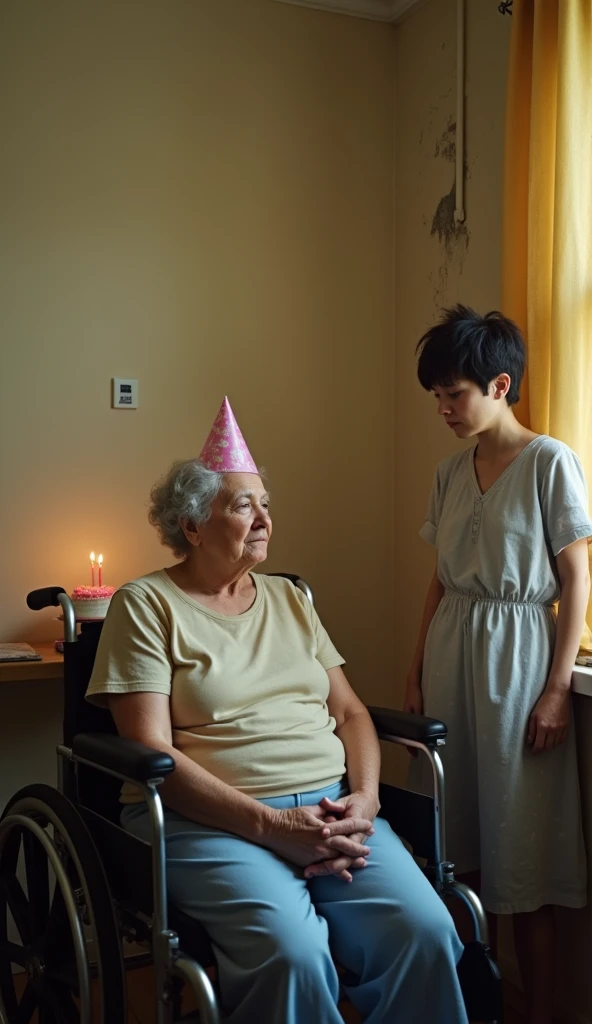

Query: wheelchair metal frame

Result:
[377,731,489,943]
[0,577,499,1024]
[56,744,220,1024]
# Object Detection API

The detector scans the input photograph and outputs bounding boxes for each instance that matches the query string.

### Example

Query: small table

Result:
[0,642,64,684]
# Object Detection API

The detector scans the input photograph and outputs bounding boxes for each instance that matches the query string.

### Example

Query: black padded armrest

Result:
[72,733,176,783]
[27,586,66,610]
[367,706,447,744]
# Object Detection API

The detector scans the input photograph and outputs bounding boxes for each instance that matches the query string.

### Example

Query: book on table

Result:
[0,643,42,663]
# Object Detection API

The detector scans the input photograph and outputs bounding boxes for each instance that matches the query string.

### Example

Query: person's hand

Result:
[319,790,380,826]
[263,805,373,879]
[527,685,570,753]
[303,790,380,883]
[403,668,423,715]
[403,669,423,757]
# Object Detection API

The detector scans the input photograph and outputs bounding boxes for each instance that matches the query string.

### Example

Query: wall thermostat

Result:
[112,378,138,409]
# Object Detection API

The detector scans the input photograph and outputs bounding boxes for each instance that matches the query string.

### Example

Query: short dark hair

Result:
[416,304,526,405]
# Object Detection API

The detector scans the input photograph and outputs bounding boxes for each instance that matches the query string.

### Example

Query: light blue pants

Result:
[122,781,468,1024]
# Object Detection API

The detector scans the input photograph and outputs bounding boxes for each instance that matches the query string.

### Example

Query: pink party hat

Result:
[199,397,258,473]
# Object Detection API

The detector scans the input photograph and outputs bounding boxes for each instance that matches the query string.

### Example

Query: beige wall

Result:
[0,0,395,708]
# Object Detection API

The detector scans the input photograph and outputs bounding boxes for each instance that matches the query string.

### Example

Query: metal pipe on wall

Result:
[454,0,466,224]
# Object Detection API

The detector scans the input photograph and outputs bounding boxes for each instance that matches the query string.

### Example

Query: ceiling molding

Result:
[389,0,428,22]
[273,0,426,24]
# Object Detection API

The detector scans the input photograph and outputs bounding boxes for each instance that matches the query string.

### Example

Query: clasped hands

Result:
[265,790,379,884]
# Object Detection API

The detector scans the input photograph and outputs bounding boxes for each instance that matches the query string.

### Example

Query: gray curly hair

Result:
[148,459,225,558]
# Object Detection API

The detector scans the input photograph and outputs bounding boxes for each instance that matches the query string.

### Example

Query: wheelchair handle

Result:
[26,587,77,644]
[268,573,315,607]
[27,587,67,610]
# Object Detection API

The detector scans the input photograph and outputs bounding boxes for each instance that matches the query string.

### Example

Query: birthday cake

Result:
[70,586,116,620]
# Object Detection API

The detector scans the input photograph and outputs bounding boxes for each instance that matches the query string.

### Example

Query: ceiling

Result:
[272,0,427,23]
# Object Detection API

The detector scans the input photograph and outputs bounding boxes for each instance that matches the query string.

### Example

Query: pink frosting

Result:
[71,586,116,599]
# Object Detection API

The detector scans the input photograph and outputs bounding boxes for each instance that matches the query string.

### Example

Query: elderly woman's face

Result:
[189,474,272,568]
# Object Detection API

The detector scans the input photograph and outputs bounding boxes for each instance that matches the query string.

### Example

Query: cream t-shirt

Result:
[86,571,346,801]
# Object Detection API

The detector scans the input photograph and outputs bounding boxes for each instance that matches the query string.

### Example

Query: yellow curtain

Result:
[501,0,592,646]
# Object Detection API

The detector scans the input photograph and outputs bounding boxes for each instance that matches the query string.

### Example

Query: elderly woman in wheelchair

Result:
[82,401,470,1024]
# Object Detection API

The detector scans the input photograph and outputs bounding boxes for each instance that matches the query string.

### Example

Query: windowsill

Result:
[573,665,592,697]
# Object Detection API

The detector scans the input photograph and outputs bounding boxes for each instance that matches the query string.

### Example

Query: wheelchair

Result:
[0,575,502,1023]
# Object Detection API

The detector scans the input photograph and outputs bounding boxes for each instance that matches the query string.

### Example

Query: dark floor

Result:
[124,967,527,1024]
[13,965,526,1022]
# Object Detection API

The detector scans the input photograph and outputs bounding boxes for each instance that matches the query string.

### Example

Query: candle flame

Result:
[90,551,96,564]
[98,554,103,566]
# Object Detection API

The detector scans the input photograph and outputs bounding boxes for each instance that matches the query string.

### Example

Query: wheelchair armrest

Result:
[26,586,67,610]
[367,706,447,745]
[72,733,176,783]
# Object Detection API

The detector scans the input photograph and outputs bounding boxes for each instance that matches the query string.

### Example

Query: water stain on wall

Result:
[429,119,470,309]
[431,180,469,254]
[434,120,457,163]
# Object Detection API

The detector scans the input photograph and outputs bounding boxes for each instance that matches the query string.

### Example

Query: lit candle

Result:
[90,551,96,588]
[98,553,103,587]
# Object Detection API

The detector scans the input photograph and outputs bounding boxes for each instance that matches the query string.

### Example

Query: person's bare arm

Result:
[304,666,380,881]
[327,666,380,808]
[528,538,590,753]
[109,691,372,865]
[403,566,444,714]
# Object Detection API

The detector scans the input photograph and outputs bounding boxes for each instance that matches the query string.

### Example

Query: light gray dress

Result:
[412,435,591,914]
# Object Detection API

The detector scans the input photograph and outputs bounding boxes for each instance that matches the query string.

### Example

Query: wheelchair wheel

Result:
[0,784,126,1023]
